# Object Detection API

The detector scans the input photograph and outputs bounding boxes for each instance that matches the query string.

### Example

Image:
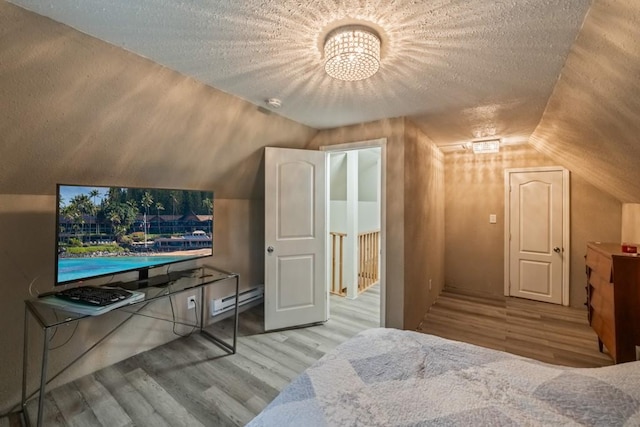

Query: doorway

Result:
[263,141,386,332]
[322,139,385,327]
[504,167,570,305]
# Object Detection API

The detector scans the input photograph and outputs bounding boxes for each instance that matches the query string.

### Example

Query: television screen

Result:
[55,184,213,286]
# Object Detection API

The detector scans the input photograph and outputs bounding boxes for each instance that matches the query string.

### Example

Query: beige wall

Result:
[569,177,622,305]
[444,144,621,307]
[0,3,315,412]
[530,0,640,203]
[621,204,640,244]
[308,119,446,330]
[403,121,445,329]
[0,2,316,199]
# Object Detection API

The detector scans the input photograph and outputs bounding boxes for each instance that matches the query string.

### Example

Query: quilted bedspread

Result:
[247,328,640,426]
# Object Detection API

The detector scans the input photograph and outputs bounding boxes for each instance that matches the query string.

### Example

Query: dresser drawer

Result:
[586,248,613,282]
[585,242,640,363]
[591,311,615,355]
[589,272,613,297]
[585,247,600,270]
[590,285,614,325]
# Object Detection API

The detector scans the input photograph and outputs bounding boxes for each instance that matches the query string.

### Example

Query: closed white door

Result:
[264,147,328,331]
[507,169,567,304]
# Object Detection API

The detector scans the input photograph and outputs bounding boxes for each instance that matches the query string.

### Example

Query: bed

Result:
[247,328,640,426]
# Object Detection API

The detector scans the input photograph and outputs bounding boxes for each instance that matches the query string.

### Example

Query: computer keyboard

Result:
[55,286,133,307]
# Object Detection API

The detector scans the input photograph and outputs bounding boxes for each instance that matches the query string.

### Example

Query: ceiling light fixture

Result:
[324,25,381,81]
[471,139,501,154]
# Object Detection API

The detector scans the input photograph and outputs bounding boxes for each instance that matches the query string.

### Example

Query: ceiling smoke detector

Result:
[266,98,282,109]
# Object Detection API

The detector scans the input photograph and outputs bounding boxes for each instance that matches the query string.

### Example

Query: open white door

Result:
[265,147,328,331]
[505,168,569,305]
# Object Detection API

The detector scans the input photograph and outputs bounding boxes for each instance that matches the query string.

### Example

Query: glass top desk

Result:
[21,265,239,427]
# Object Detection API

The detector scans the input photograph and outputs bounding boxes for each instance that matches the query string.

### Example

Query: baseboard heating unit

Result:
[210,284,264,317]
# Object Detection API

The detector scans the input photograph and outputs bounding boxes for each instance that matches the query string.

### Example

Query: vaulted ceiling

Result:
[7,0,590,148]
[6,0,640,202]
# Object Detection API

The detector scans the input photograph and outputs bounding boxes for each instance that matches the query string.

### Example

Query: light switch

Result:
[489,214,497,224]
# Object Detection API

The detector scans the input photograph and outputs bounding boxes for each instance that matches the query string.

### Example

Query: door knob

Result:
[553,247,562,253]
[267,246,274,253]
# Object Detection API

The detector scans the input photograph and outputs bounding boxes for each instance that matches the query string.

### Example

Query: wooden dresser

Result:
[585,242,640,363]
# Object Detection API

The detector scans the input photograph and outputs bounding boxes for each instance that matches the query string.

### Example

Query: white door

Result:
[507,169,568,304]
[264,147,328,331]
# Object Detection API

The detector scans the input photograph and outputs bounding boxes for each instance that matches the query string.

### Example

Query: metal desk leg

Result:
[198,274,239,354]
[199,285,205,333]
[233,275,239,353]
[21,307,29,426]
[36,326,51,427]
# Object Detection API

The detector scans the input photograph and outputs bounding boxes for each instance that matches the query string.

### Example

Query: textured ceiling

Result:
[7,0,591,148]
[530,0,640,203]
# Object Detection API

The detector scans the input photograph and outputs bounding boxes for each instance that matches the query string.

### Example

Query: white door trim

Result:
[320,138,387,327]
[503,166,570,306]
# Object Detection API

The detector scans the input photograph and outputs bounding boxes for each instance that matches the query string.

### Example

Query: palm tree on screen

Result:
[89,189,100,238]
[141,191,153,248]
[68,194,91,242]
[170,191,178,235]
[155,202,164,236]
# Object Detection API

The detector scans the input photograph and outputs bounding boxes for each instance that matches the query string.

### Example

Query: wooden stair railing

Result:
[330,232,347,296]
[358,230,380,293]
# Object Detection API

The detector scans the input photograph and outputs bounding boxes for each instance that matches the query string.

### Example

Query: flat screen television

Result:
[55,184,213,286]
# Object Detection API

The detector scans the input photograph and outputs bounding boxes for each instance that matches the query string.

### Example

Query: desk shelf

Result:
[21,265,239,427]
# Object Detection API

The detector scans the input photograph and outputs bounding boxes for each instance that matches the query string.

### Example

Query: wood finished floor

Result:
[6,285,616,426]
[417,288,613,368]
[17,285,380,427]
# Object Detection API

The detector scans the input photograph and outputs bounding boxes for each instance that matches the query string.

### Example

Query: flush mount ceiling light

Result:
[324,25,381,81]
[471,139,501,154]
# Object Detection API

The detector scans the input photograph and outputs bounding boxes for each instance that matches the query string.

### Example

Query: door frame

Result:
[320,138,387,327]
[503,166,570,306]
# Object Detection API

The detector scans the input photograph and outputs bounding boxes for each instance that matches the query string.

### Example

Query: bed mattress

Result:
[248,328,640,426]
